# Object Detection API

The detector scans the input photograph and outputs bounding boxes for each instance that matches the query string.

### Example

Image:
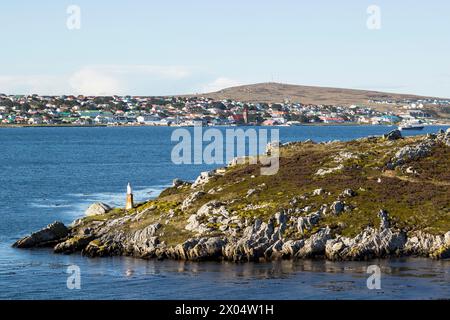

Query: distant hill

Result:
[192,82,448,113]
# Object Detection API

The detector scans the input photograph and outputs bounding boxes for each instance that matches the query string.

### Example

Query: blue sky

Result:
[0,0,449,97]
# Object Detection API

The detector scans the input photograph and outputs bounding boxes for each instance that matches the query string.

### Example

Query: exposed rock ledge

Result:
[12,210,450,262]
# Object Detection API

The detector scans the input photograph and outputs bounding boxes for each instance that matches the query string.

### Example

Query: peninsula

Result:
[14,129,450,261]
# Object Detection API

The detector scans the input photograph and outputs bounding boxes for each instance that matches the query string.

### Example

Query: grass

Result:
[73,134,450,247]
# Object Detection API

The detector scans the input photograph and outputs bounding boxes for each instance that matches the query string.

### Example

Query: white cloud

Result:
[201,77,244,93]
[0,65,194,96]
[68,65,193,95]
[68,68,123,96]
[0,75,66,95]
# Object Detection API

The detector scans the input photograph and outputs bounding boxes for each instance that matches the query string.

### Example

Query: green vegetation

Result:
[73,134,450,247]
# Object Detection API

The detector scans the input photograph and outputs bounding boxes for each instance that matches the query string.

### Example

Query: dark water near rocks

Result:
[0,125,449,299]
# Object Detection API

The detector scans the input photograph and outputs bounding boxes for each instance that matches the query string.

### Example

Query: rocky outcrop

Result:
[315,164,344,176]
[13,221,69,248]
[172,178,192,188]
[403,231,450,259]
[296,227,331,258]
[14,209,450,262]
[185,200,230,235]
[85,203,112,216]
[388,136,435,169]
[297,212,321,235]
[191,171,216,189]
[437,128,450,147]
[325,210,406,260]
[54,235,94,254]
[181,191,205,211]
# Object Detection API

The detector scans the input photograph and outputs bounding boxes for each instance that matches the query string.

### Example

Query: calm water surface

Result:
[0,125,449,299]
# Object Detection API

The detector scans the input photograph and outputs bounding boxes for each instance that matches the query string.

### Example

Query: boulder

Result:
[331,201,345,215]
[312,188,325,196]
[85,202,112,216]
[341,189,356,197]
[13,221,69,248]
[383,129,402,141]
[172,178,191,188]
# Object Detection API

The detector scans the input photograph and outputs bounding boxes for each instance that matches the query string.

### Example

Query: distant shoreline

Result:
[1,122,450,128]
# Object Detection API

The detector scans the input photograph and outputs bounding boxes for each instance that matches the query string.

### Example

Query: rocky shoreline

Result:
[13,129,450,262]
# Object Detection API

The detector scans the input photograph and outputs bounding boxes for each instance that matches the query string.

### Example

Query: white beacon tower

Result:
[126,182,134,210]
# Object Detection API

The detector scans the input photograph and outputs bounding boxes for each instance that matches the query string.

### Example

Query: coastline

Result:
[12,129,450,263]
[1,122,450,128]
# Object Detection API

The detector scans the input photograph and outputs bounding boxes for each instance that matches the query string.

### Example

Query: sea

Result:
[0,125,449,299]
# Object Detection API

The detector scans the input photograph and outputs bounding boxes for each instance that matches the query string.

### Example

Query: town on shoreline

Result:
[1,93,449,127]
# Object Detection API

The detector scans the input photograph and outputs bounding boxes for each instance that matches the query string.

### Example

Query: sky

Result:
[0,0,449,97]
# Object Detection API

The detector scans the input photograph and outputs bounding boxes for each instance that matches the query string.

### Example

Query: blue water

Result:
[0,125,449,299]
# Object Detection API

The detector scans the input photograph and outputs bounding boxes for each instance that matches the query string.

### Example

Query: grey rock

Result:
[403,231,449,258]
[383,129,402,141]
[188,237,227,260]
[341,189,356,197]
[191,171,215,189]
[312,188,325,196]
[13,221,69,248]
[331,201,345,215]
[181,191,205,211]
[388,138,435,169]
[297,212,321,235]
[85,202,112,216]
[296,227,332,258]
[281,240,305,257]
[172,178,191,188]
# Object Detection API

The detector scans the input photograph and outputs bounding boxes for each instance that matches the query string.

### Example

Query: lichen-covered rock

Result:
[185,200,229,235]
